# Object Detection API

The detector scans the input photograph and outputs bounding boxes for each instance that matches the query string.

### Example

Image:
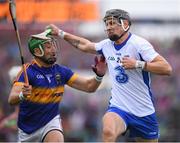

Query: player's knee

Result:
[43,130,64,142]
[102,127,116,141]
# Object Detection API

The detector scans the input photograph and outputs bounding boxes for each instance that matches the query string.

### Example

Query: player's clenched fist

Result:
[121,57,136,69]
[21,84,32,100]
[46,24,61,37]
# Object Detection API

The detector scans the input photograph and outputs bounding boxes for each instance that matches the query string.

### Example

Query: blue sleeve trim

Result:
[97,49,103,55]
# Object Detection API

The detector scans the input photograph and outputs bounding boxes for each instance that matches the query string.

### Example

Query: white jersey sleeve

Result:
[95,39,111,55]
[135,36,159,62]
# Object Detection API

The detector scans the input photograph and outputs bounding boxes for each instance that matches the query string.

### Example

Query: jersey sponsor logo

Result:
[108,56,116,61]
[114,65,128,83]
[107,56,122,65]
[36,74,45,79]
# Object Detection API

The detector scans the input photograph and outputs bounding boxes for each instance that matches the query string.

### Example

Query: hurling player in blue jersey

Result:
[47,9,172,142]
[8,32,106,142]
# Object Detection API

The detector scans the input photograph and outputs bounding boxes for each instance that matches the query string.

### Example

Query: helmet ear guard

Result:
[32,44,45,57]
[28,37,46,56]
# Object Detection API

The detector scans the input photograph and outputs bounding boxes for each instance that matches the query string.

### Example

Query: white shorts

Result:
[18,115,63,142]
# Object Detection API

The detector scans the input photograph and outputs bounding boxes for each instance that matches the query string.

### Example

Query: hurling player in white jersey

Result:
[47,9,172,142]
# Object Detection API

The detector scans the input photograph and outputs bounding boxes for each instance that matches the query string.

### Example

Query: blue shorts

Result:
[107,106,159,139]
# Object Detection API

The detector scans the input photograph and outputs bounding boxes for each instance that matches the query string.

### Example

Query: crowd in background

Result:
[0,29,180,142]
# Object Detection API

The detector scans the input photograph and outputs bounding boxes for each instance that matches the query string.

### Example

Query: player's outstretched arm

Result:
[46,24,97,54]
[68,56,106,92]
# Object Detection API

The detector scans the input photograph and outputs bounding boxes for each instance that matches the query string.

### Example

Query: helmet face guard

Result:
[104,16,121,29]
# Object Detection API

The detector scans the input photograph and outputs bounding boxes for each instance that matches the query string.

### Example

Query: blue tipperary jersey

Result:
[14,60,78,134]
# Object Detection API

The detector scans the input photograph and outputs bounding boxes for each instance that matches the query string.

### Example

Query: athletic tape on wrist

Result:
[95,75,103,82]
[135,60,146,69]
[58,30,66,39]
[19,91,25,101]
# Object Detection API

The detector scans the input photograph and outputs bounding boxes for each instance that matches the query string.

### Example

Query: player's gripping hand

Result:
[46,24,61,37]
[121,56,136,69]
[92,55,107,77]
[121,56,146,70]
[21,84,32,100]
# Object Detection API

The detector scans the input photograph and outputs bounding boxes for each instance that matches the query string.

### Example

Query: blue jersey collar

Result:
[113,33,132,51]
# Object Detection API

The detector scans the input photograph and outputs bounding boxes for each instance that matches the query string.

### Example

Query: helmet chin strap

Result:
[120,19,129,31]
[116,19,130,40]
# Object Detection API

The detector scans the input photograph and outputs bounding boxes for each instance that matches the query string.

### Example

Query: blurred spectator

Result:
[0,66,21,142]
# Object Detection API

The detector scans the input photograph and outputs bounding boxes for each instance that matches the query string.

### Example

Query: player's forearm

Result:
[47,24,96,53]
[8,86,23,105]
[144,61,172,75]
[70,76,103,93]
[8,93,21,105]
[85,77,102,92]
[64,32,96,54]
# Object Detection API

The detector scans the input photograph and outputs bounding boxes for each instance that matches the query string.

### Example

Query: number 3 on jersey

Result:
[114,66,128,83]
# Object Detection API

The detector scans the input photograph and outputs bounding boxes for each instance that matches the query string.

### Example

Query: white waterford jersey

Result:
[95,33,159,117]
